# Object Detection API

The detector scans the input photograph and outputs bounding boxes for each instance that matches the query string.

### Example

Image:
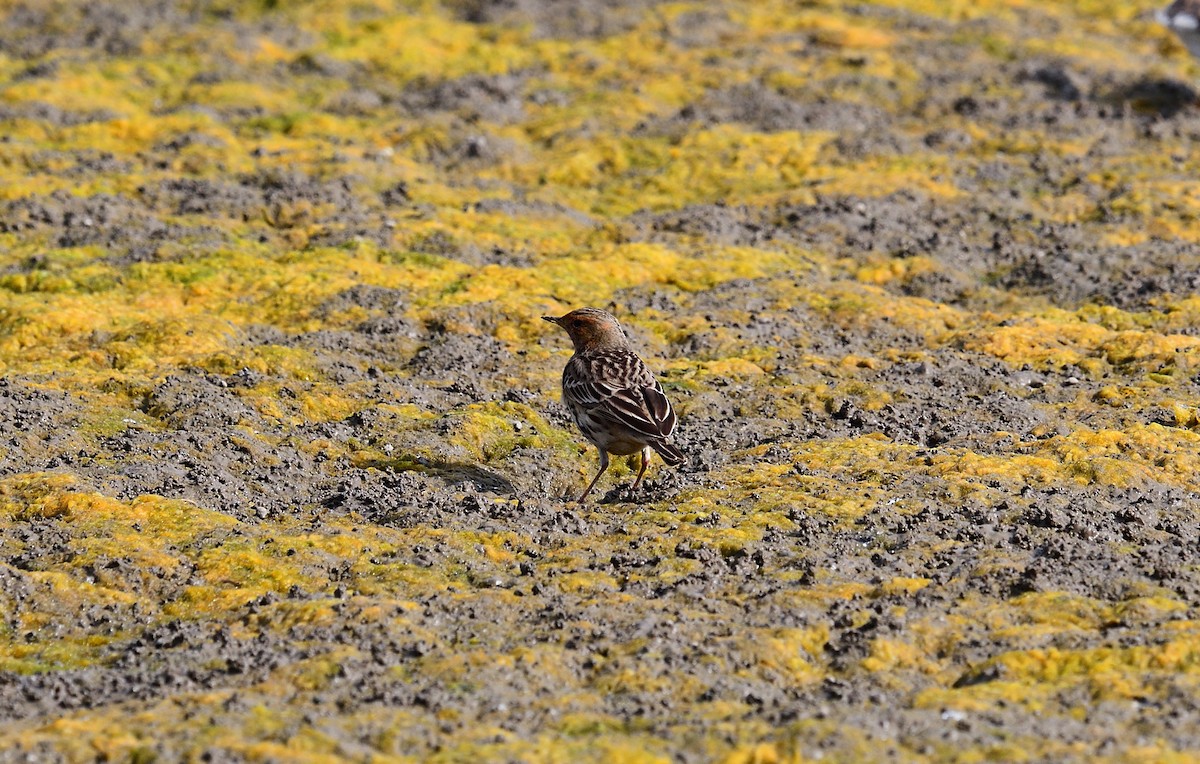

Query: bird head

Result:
[542,308,629,352]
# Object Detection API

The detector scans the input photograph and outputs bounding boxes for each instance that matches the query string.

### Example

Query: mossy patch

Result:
[3,0,1200,761]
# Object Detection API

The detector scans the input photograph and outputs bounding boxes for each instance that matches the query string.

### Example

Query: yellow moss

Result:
[723,743,797,764]
[1001,592,1111,634]
[925,434,1173,490]
[521,127,831,215]
[556,572,620,595]
[961,310,1200,375]
[999,639,1200,686]
[322,10,538,82]
[754,626,827,685]
[912,682,1045,714]
[962,318,1108,369]
[822,154,961,200]
[854,256,939,286]
[860,637,936,674]
[1039,191,1098,223]
[806,282,965,336]
[0,0,1198,758]
[482,542,516,564]
[441,401,562,462]
[698,358,766,377]
[879,577,932,596]
[769,583,874,608]
[832,355,877,372]
[273,649,361,693]
[0,632,116,674]
[0,473,83,519]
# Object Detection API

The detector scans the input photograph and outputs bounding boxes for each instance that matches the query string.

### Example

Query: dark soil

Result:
[2,0,1200,761]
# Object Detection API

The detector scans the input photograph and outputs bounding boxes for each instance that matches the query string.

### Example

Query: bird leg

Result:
[576,449,610,503]
[630,446,652,492]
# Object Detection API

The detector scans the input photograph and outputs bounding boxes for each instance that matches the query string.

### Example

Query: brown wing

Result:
[564,350,676,440]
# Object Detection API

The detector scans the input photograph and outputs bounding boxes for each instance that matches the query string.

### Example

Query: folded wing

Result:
[565,351,677,440]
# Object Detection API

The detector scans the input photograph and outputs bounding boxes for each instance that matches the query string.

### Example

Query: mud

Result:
[2,0,1200,761]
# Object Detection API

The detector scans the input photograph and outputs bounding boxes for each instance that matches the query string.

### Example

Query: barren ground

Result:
[2,1,1200,762]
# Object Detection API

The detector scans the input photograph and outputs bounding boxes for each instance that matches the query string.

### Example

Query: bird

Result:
[543,307,684,502]
[1159,0,1200,59]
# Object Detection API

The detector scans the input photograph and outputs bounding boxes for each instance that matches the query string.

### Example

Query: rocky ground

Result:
[2,0,1200,761]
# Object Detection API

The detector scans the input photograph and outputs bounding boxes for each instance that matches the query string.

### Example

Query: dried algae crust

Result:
[2,0,1200,761]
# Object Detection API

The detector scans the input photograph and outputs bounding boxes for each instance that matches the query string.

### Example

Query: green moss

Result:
[1,0,1200,760]
[78,406,163,439]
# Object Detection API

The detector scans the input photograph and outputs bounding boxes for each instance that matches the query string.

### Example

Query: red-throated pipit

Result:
[543,307,684,502]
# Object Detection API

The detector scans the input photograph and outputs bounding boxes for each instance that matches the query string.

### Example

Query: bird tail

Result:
[651,440,685,467]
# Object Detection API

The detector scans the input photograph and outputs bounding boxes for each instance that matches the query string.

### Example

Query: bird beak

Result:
[542,316,559,324]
